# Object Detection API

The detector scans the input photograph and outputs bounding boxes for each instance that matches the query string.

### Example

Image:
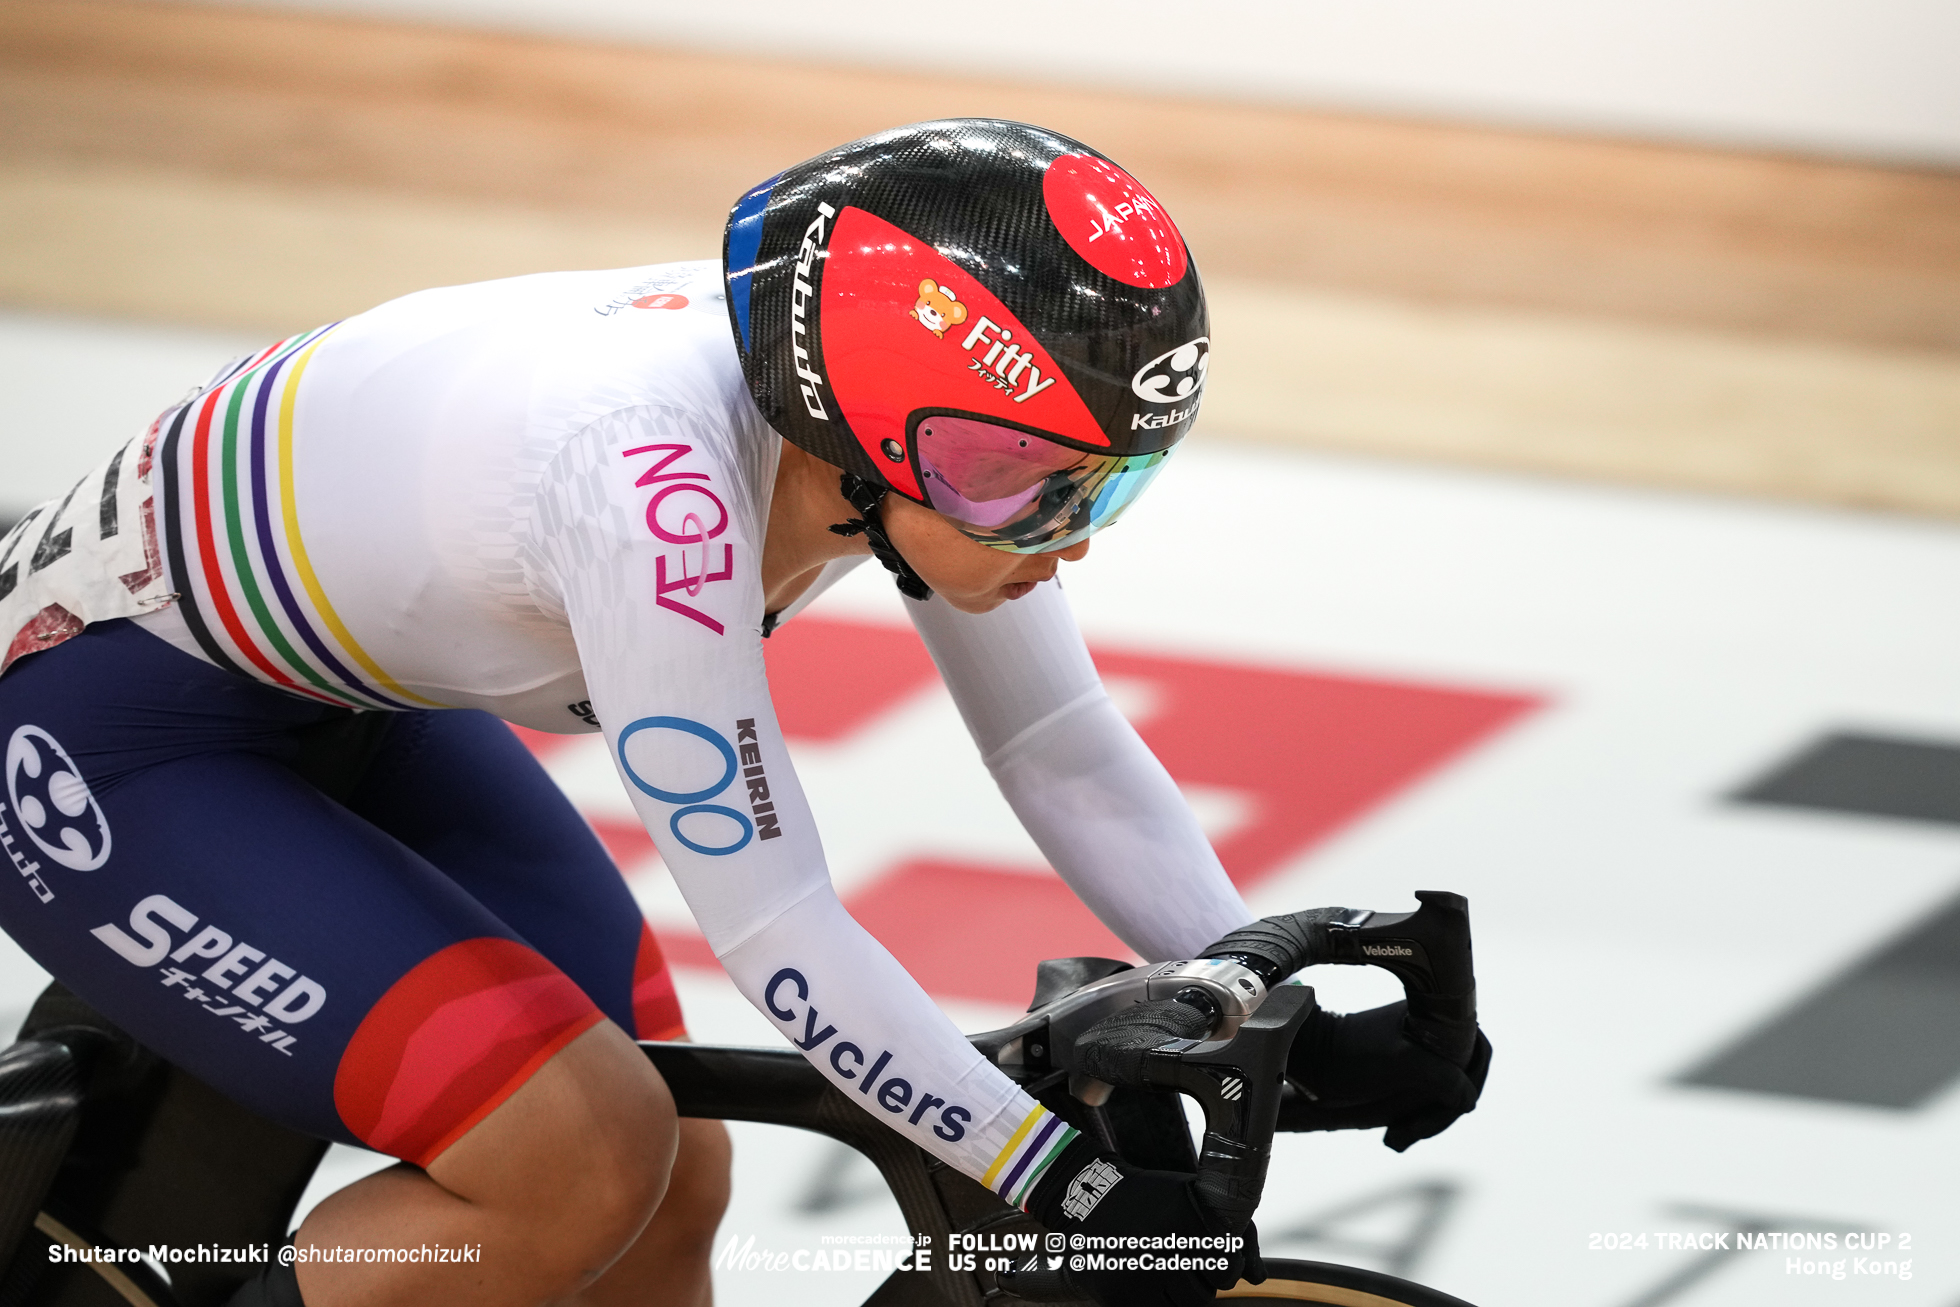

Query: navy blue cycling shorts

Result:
[0,620,684,1167]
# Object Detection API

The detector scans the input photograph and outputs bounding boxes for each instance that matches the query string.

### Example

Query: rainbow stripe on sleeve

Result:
[155,325,442,711]
[982,1104,1080,1210]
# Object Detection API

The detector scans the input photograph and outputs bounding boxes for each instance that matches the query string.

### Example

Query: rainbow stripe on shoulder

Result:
[156,325,442,711]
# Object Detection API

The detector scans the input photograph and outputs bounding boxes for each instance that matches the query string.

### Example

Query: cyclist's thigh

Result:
[0,623,606,1166]
[345,709,685,1041]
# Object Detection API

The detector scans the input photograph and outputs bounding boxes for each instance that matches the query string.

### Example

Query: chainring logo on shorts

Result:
[1131,337,1209,404]
[6,725,111,871]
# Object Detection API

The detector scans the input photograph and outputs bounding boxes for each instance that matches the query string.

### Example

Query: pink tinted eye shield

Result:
[912,416,1171,553]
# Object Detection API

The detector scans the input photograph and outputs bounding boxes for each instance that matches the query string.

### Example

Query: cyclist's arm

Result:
[907,579,1254,962]
[535,409,1084,1204]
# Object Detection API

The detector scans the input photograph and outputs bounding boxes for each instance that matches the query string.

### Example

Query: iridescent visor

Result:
[914,415,1173,554]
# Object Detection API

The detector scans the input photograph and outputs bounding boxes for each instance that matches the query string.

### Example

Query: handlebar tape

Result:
[1199,907,1359,984]
[1204,892,1480,1068]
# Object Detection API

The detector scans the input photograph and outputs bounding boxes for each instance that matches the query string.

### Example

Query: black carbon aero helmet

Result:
[723,119,1208,555]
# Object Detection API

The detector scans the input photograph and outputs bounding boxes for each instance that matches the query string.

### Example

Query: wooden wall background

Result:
[4,0,1958,515]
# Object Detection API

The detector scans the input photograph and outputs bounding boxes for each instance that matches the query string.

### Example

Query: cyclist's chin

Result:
[882,498,1055,612]
[929,580,1030,615]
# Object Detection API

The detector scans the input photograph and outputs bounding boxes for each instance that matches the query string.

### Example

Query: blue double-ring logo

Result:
[616,716,753,856]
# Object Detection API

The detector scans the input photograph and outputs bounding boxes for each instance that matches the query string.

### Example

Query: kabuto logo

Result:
[1131,337,1209,405]
[1131,401,1199,432]
[0,806,51,903]
[6,725,110,872]
[791,202,839,420]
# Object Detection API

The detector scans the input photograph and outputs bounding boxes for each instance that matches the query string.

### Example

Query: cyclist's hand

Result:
[1019,1137,1252,1306]
[1072,997,1212,1087]
[1239,1219,1266,1286]
[1278,1001,1492,1151]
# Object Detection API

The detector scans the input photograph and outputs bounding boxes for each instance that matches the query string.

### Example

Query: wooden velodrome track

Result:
[2,0,1958,516]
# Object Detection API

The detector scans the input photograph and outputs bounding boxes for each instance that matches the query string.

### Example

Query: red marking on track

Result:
[1092,648,1534,887]
[828,647,1533,1003]
[587,815,656,871]
[631,921,688,1041]
[653,929,719,971]
[761,613,941,740]
[513,617,1539,1005]
[508,614,935,753]
[507,722,577,757]
[844,860,1127,1007]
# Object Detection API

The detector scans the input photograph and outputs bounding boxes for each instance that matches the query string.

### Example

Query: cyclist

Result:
[0,120,1485,1307]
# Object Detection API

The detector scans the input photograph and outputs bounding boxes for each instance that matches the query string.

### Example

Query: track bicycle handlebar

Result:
[972,963,1311,1234]
[983,891,1478,1302]
[1201,890,1479,1066]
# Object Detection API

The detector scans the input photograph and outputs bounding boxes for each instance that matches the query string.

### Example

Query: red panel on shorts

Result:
[334,937,604,1167]
[631,920,687,1042]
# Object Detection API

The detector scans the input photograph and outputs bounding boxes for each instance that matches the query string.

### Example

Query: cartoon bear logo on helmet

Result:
[910,280,968,339]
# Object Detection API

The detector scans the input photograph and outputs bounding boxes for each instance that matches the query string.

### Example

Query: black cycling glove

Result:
[1070,997,1213,1087]
[1278,1000,1491,1151]
[1014,1135,1257,1307]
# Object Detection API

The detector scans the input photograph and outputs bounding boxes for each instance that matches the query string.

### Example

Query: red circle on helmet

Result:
[1042,154,1188,289]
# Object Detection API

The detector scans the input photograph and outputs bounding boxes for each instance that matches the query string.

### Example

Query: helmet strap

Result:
[828,474,933,602]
